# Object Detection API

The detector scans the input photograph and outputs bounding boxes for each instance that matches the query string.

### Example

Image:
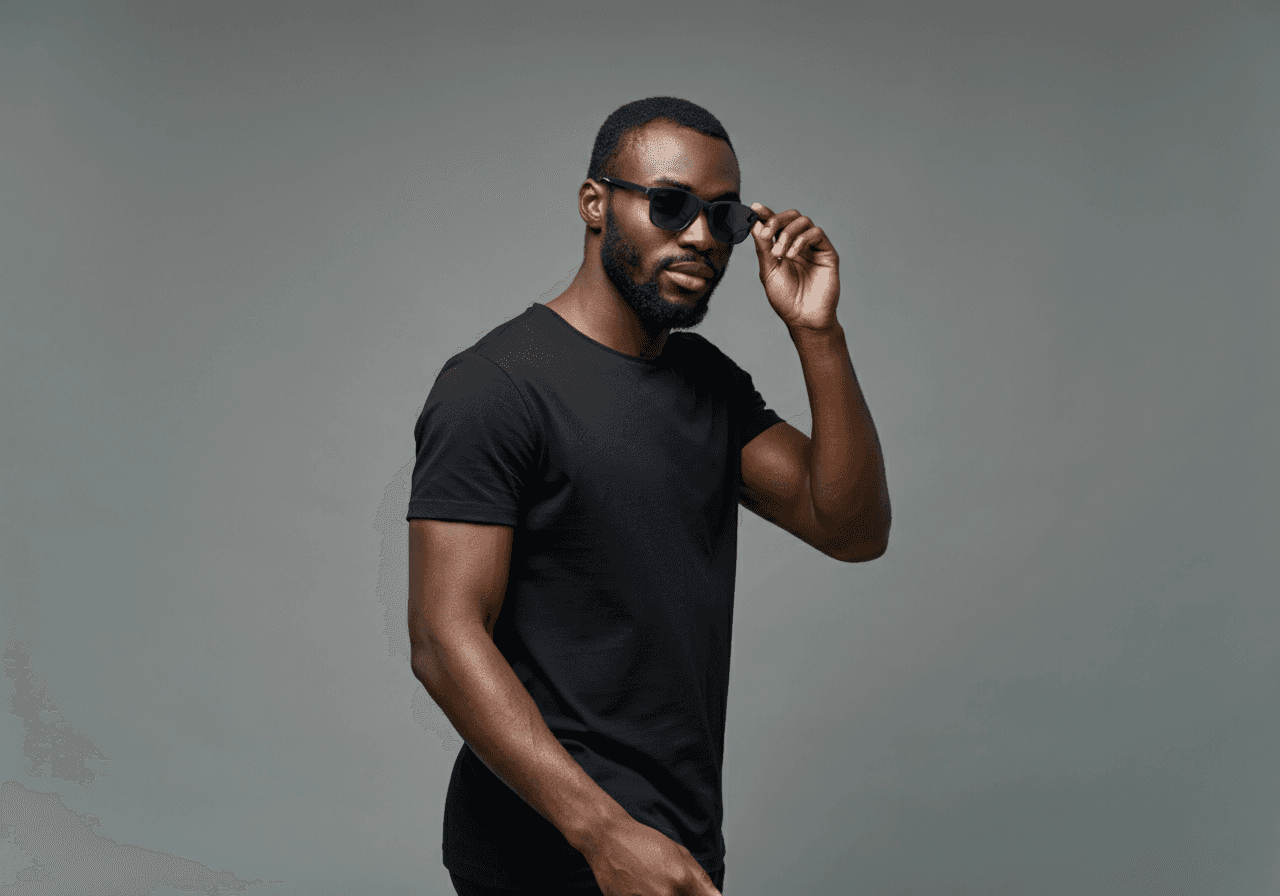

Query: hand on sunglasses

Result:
[749,203,842,333]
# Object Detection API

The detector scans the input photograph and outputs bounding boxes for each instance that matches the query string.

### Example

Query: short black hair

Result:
[587,96,735,182]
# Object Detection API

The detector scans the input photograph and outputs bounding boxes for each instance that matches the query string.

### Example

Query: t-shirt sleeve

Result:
[731,358,785,452]
[407,352,538,526]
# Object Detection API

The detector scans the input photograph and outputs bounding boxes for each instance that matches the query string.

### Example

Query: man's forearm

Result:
[790,322,891,552]
[412,628,630,854]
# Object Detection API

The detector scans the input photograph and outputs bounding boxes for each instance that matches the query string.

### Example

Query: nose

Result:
[676,207,720,253]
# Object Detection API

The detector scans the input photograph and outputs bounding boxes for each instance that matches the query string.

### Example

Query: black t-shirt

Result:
[407,301,784,889]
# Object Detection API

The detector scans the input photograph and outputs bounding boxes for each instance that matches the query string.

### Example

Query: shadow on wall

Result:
[0,629,279,894]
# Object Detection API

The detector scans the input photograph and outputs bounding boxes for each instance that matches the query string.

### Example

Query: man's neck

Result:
[545,266,669,361]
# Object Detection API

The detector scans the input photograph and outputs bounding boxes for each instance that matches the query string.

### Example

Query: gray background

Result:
[2,2,1277,894]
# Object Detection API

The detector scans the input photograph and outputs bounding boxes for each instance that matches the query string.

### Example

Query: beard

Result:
[599,207,727,335]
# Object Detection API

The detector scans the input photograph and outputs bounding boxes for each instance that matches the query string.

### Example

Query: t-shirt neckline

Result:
[532,302,674,368]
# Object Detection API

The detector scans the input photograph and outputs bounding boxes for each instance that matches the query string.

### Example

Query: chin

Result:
[666,302,712,331]
[664,287,705,304]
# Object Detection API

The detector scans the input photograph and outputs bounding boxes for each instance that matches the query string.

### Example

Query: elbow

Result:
[410,649,435,692]
[408,608,455,695]
[861,535,890,562]
[831,534,888,563]
[828,507,891,563]
[409,621,482,697]
[409,635,445,695]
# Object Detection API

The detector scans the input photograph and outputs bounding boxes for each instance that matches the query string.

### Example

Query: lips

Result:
[664,269,708,291]
[663,262,714,291]
[666,262,715,279]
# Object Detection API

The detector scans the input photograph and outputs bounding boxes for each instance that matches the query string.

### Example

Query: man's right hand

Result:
[580,815,722,896]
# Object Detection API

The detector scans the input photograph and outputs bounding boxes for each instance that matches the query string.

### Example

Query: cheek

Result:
[628,231,668,273]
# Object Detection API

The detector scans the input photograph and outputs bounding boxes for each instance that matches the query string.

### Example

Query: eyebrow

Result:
[653,177,740,203]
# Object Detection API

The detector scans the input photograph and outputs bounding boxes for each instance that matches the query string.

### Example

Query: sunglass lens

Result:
[711,203,756,244]
[649,189,699,231]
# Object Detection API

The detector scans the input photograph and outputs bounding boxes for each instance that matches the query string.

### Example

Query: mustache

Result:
[659,254,720,279]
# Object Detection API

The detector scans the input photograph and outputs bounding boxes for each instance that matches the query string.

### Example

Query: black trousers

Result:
[449,863,726,895]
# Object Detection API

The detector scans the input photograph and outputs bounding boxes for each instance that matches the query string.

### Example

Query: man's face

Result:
[597,120,741,334]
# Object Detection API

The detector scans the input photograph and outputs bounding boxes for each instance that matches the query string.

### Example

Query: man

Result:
[407,96,890,896]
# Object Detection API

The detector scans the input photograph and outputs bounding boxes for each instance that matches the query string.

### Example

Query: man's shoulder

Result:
[454,303,547,360]
[429,304,552,383]
[668,330,719,357]
[667,331,749,377]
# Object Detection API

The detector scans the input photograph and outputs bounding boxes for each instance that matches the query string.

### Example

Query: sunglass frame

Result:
[597,176,759,244]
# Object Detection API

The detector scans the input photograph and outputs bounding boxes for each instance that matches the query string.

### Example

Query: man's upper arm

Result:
[408,519,514,678]
[740,421,888,562]
[738,420,848,557]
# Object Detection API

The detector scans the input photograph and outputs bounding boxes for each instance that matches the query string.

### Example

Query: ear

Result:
[579,179,607,233]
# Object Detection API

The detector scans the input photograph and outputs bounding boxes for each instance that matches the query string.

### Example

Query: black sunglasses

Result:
[597,176,760,245]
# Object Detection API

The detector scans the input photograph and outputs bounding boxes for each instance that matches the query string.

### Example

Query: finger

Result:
[749,205,778,258]
[749,202,774,238]
[771,215,814,256]
[751,204,799,241]
[784,225,826,259]
[763,210,803,242]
